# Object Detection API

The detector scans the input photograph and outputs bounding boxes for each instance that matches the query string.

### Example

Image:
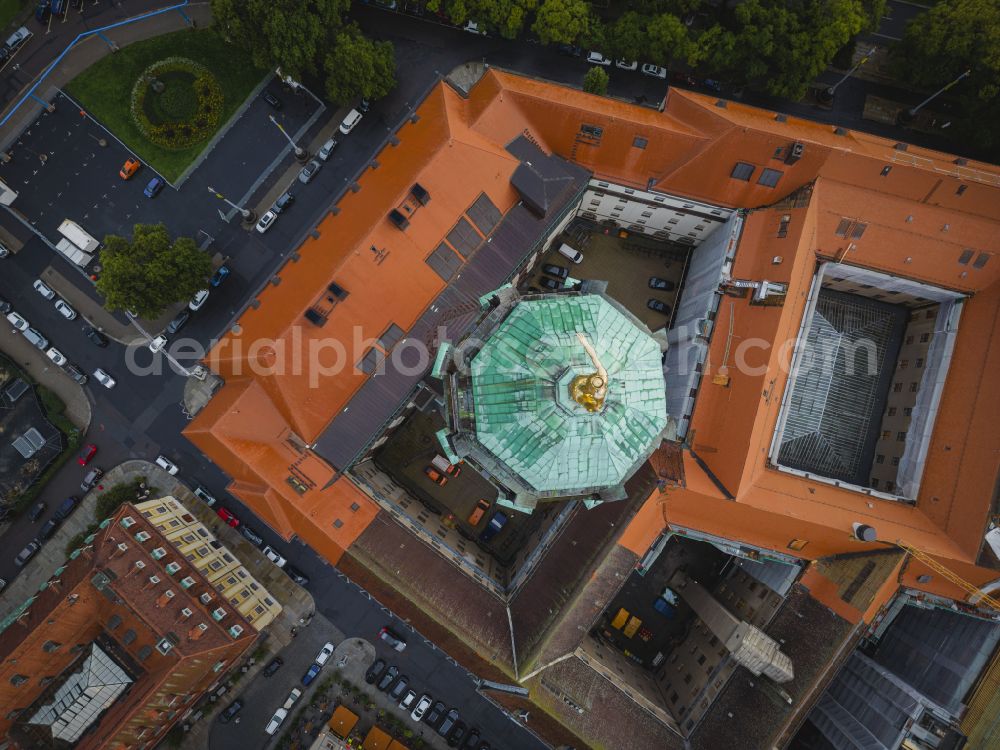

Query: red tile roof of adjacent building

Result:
[186,69,1000,608]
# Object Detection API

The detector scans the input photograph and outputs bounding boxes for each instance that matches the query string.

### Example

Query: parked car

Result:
[34,1,49,23]
[154,455,178,475]
[273,191,295,213]
[14,540,40,567]
[411,694,433,722]
[265,707,288,736]
[358,98,371,114]
[641,63,668,79]
[80,467,103,492]
[5,26,31,50]
[399,689,417,711]
[77,443,97,466]
[463,20,485,34]
[586,51,611,66]
[188,289,209,311]
[210,265,230,287]
[539,276,561,290]
[338,109,363,135]
[64,364,88,385]
[29,501,46,522]
[54,496,78,520]
[301,662,322,686]
[430,455,461,477]
[424,466,448,486]
[389,674,410,701]
[377,665,399,691]
[615,59,638,71]
[165,310,190,334]
[148,335,167,353]
[647,299,671,314]
[298,160,322,184]
[38,517,59,540]
[219,698,243,723]
[556,43,583,57]
[542,263,568,279]
[261,90,282,109]
[378,626,407,652]
[467,499,491,526]
[648,276,675,291]
[54,299,77,319]
[283,687,303,709]
[23,327,48,350]
[193,485,216,506]
[33,279,55,300]
[424,701,446,728]
[143,176,165,198]
[365,658,387,684]
[0,241,8,258]
[263,545,287,568]
[461,728,482,749]
[285,564,310,586]
[46,347,67,366]
[119,157,141,180]
[216,507,239,527]
[317,138,337,161]
[255,210,277,234]
[83,326,109,347]
[437,708,459,737]
[448,720,468,747]
[315,642,335,666]
[241,525,264,546]
[262,656,284,677]
[557,243,583,263]
[6,311,28,331]
[478,510,508,543]
[0,296,10,314]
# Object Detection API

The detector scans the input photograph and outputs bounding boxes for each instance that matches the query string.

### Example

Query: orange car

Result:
[423,466,448,486]
[467,499,491,526]
[119,158,141,180]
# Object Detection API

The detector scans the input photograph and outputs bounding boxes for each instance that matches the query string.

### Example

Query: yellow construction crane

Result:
[895,539,1000,612]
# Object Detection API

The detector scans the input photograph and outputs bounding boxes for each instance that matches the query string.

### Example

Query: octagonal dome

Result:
[445,290,668,508]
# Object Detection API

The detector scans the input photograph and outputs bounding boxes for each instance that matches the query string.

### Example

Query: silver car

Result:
[298,159,322,184]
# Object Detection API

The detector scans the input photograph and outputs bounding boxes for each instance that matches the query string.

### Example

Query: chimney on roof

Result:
[156,590,175,608]
[893,142,908,151]
[784,142,804,165]
[388,209,410,231]
[127,560,146,577]
[954,157,968,166]
[834,127,848,136]
[411,183,430,205]
[188,623,208,641]
[111,542,129,559]
[144,574,161,591]
[179,607,193,622]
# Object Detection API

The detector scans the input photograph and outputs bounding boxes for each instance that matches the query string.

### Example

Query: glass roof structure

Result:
[28,643,132,742]
[441,284,668,511]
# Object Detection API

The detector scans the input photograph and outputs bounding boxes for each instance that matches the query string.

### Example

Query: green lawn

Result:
[0,0,26,33]
[65,27,266,182]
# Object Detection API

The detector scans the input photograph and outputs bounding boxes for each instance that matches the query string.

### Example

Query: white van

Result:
[23,327,48,350]
[339,108,362,135]
[557,243,583,264]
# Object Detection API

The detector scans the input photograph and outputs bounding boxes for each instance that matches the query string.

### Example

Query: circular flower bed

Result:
[130,57,223,150]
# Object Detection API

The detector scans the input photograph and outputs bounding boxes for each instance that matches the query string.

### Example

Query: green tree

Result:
[892,0,1000,152]
[532,0,591,45]
[467,0,539,39]
[323,24,397,105]
[210,0,349,77]
[583,66,609,94]
[97,224,212,320]
[647,13,696,66]
[606,12,648,61]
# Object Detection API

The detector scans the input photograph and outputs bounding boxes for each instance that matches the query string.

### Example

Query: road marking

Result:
[872,32,903,40]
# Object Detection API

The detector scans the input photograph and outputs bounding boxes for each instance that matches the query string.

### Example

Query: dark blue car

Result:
[210,265,230,287]
[301,662,322,686]
[143,176,164,198]
[478,511,508,543]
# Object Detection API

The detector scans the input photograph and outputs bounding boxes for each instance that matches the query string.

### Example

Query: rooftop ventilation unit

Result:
[785,142,805,164]
[852,522,877,542]
[327,282,349,300]
[304,308,325,327]
[180,576,196,589]
[151,547,166,560]
[229,625,244,638]
[388,209,410,230]
[165,562,182,575]
[212,607,226,621]
[135,531,151,543]
[411,183,430,205]
[120,516,136,528]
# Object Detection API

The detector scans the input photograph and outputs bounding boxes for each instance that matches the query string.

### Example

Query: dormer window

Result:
[120,516,136,528]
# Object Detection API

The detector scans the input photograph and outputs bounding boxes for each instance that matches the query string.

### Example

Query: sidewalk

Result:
[0,330,91,430]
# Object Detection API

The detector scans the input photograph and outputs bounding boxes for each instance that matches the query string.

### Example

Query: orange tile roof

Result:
[185,69,1000,608]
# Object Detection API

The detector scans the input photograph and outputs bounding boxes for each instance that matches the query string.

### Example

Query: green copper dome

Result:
[443,288,668,509]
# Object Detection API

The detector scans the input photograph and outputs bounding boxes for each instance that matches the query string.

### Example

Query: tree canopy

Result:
[97,224,212,320]
[324,24,397,105]
[583,66,610,94]
[210,0,349,78]
[892,0,1000,152]
[532,0,592,45]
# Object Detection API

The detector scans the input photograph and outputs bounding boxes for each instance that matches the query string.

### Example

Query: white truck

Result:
[58,219,100,255]
[55,238,93,267]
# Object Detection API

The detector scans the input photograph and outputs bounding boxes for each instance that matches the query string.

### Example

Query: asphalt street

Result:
[0,4,941,747]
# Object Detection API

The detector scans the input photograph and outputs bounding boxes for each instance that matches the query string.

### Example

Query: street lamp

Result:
[207,186,254,223]
[899,69,971,123]
[269,114,308,161]
[821,46,876,102]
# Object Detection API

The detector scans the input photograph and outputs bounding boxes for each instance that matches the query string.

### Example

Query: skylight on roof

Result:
[731,162,754,181]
